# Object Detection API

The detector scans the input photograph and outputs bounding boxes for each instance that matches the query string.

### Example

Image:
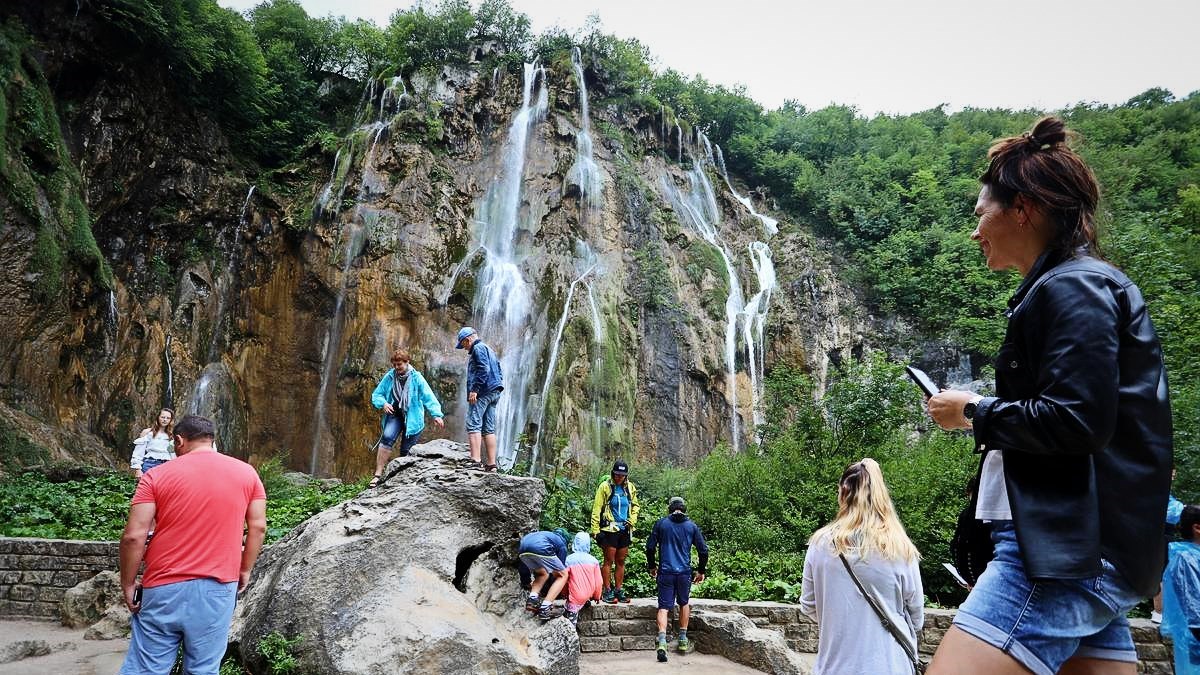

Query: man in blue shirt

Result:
[645,497,708,662]
[456,327,504,471]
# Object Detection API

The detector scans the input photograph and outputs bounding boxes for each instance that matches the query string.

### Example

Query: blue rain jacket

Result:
[1162,540,1200,674]
[466,341,504,395]
[371,368,443,437]
[646,513,709,575]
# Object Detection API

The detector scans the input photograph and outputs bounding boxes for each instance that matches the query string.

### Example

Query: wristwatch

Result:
[963,395,984,426]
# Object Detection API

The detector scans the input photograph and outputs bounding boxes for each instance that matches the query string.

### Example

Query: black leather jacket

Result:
[972,249,1173,597]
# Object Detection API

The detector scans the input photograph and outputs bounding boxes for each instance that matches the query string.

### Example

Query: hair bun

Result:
[1029,116,1067,148]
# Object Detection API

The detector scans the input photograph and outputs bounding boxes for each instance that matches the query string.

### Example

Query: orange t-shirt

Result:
[132,449,266,588]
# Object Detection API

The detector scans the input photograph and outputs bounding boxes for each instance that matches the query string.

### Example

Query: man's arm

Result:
[239,499,267,592]
[692,524,709,581]
[119,502,156,611]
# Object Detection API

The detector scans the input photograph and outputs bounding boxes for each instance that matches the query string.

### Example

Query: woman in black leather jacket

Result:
[927,117,1173,675]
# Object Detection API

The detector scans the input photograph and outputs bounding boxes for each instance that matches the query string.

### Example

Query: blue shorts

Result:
[520,552,566,574]
[140,457,169,473]
[656,571,692,609]
[119,578,237,675]
[954,522,1142,675]
[466,389,501,435]
[379,416,420,456]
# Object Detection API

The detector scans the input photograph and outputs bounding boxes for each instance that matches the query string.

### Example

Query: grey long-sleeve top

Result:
[799,537,924,675]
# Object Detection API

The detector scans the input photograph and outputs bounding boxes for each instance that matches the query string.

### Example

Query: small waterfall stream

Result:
[163,334,174,407]
[206,185,255,363]
[566,47,603,208]
[465,61,549,469]
[714,144,778,235]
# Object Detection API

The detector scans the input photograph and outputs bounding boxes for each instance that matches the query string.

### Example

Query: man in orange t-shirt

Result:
[118,415,267,675]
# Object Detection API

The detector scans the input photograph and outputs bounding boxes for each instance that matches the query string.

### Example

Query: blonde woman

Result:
[131,408,175,479]
[800,459,924,674]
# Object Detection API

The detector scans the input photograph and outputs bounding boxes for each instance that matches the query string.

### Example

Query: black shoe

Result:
[562,609,578,625]
[537,604,554,621]
[525,595,540,612]
[656,645,668,663]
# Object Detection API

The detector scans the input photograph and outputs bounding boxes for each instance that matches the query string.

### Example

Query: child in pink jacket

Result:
[564,532,603,625]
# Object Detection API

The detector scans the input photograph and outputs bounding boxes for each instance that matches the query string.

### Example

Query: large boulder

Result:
[229,439,579,674]
[61,571,122,629]
[690,609,811,675]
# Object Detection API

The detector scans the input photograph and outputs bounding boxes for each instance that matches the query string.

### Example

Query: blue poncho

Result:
[1162,540,1200,674]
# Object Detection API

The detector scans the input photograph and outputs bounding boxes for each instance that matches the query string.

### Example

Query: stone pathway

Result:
[580,649,775,674]
[0,620,128,675]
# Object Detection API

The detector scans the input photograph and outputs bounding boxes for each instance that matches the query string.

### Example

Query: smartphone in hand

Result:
[133,585,142,605]
[905,365,939,398]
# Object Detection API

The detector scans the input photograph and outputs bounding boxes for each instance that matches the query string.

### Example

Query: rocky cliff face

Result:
[0,5,875,479]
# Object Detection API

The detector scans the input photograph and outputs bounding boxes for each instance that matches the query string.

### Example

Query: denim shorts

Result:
[656,571,692,609]
[954,521,1142,675]
[140,457,169,473]
[120,578,237,675]
[466,389,501,435]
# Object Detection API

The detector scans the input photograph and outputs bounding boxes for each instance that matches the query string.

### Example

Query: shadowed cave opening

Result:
[454,541,495,592]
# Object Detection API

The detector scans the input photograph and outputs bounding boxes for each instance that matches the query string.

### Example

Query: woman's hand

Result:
[928,390,977,431]
[382,403,394,415]
[432,417,445,429]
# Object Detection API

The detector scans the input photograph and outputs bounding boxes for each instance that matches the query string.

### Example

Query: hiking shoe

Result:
[656,639,668,663]
[537,604,554,621]
[677,635,690,653]
[525,595,540,612]
[602,587,617,604]
[616,587,631,603]
[562,609,579,625]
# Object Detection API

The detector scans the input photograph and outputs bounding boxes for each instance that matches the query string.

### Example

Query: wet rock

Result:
[61,571,122,629]
[229,439,578,674]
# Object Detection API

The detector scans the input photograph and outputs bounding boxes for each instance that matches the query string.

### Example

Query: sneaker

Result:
[1151,610,1163,624]
[562,609,579,626]
[656,639,668,663]
[525,594,540,612]
[677,635,690,653]
[602,587,617,604]
[537,604,554,621]
[616,587,631,603]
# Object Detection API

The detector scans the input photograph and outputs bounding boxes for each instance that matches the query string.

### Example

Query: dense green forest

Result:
[4,0,1197,606]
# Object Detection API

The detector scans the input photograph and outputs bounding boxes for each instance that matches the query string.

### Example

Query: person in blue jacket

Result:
[646,497,709,662]
[519,528,570,621]
[1162,505,1200,675]
[368,348,444,487]
[456,326,504,471]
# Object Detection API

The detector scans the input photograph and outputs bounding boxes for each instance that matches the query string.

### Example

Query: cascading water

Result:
[104,290,118,356]
[565,47,603,208]
[206,185,255,363]
[531,241,599,464]
[464,61,548,469]
[309,224,367,475]
[163,335,174,407]
[713,144,778,235]
[661,131,779,450]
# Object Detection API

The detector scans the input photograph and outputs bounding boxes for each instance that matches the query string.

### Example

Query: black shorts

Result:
[596,528,631,550]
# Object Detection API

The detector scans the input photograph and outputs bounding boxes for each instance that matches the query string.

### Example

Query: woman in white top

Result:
[800,458,924,675]
[131,408,175,479]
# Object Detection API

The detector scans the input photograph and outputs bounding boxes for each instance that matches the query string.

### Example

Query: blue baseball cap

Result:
[455,326,476,349]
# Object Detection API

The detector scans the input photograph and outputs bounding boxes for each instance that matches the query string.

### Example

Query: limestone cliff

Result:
[0,4,874,479]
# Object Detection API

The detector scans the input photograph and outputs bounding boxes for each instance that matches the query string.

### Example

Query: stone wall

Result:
[0,538,119,619]
[577,598,1174,674]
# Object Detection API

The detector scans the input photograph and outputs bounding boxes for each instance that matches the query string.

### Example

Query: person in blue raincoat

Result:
[368,348,444,487]
[1163,504,1200,675]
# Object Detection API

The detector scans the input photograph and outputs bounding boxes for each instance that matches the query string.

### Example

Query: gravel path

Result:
[0,620,128,675]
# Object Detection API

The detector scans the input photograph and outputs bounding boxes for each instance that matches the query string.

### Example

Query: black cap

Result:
[611,460,629,476]
[668,496,686,513]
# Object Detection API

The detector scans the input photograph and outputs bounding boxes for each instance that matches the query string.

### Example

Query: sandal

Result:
[484,464,499,473]
[462,460,484,470]
[368,474,382,488]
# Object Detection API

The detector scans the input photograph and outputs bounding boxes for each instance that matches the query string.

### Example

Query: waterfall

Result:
[313,76,407,222]
[945,352,974,389]
[566,47,603,208]
[660,132,779,450]
[742,242,776,430]
[714,144,778,235]
[163,335,174,408]
[104,289,118,356]
[206,185,255,363]
[531,241,599,464]
[309,224,366,475]
[463,61,549,470]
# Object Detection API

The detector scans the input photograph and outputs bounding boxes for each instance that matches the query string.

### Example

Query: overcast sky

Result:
[217,0,1200,116]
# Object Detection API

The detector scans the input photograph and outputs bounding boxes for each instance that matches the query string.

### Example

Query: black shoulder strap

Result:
[838,552,924,673]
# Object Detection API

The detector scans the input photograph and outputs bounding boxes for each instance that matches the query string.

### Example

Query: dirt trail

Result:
[0,620,128,675]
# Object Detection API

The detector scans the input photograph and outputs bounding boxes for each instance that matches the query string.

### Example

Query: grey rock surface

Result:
[60,571,122,630]
[229,439,579,674]
[83,604,131,641]
[690,609,811,675]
